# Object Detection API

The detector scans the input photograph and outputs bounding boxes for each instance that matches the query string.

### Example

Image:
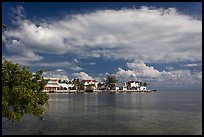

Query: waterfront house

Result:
[97,82,106,90]
[126,80,141,90]
[59,83,69,90]
[44,78,60,92]
[125,80,147,91]
[114,87,120,90]
[82,80,98,90]
[139,86,147,91]
[121,86,127,90]
[67,83,75,90]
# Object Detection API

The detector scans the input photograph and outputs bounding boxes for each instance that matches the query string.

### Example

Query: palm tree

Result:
[143,82,147,87]
[72,79,81,91]
[126,82,131,90]
[105,74,118,90]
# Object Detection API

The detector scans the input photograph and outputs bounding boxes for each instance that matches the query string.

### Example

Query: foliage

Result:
[2,23,7,29]
[105,74,118,90]
[85,84,94,92]
[72,79,81,91]
[140,82,147,87]
[2,59,49,122]
[97,82,105,90]
[126,82,131,90]
[79,82,85,91]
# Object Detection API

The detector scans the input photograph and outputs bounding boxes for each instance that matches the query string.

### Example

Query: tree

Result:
[143,82,147,87]
[97,82,105,90]
[105,74,118,90]
[72,79,81,91]
[126,82,131,90]
[2,22,7,29]
[2,59,49,122]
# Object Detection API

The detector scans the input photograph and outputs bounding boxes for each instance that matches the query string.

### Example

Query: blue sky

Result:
[2,2,202,91]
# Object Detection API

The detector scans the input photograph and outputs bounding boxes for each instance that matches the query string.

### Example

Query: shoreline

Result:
[44,89,158,94]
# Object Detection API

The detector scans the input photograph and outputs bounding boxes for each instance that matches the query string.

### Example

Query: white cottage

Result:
[43,78,60,92]
[82,80,98,90]
[139,86,147,91]
[126,80,141,90]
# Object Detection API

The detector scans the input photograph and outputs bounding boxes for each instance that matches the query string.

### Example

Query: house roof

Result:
[44,77,59,80]
[127,80,140,83]
[83,80,97,82]
[45,83,60,87]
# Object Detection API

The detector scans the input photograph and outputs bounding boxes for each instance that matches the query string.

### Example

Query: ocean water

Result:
[2,91,202,135]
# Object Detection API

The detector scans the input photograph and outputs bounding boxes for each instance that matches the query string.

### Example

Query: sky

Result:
[2,2,202,91]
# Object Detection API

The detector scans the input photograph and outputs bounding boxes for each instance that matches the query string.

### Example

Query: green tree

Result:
[126,82,131,90]
[105,74,118,90]
[97,82,105,90]
[2,22,7,29]
[2,59,49,122]
[72,79,81,91]
[143,82,147,87]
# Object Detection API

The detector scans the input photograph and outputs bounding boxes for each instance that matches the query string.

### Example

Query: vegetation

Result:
[126,82,131,90]
[85,84,94,92]
[105,74,118,90]
[97,82,105,90]
[72,79,82,91]
[2,22,7,29]
[2,59,49,122]
[139,82,147,87]
[143,82,147,87]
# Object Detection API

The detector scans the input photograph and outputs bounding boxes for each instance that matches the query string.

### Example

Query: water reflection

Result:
[2,91,202,135]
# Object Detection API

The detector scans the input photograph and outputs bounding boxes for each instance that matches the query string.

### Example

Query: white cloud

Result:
[33,61,72,67]
[116,60,202,89]
[10,5,26,25]
[72,58,79,63]
[182,63,201,67]
[72,72,93,80]
[42,69,69,81]
[70,66,83,71]
[5,39,43,60]
[3,55,82,71]
[3,6,202,64]
[3,54,43,67]
[89,62,96,65]
[116,60,161,83]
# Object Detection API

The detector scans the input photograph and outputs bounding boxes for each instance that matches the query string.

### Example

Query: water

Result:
[2,91,202,135]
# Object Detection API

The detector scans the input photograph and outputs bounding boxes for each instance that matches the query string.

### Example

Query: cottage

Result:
[59,83,69,90]
[44,78,60,92]
[82,80,98,90]
[139,86,147,91]
[126,80,141,90]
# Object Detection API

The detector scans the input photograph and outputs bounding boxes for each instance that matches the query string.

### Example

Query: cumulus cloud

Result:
[3,6,202,65]
[116,60,161,83]
[181,63,202,67]
[10,5,26,25]
[89,62,96,65]
[3,55,43,66]
[3,54,82,71]
[72,72,93,80]
[42,69,69,81]
[70,66,83,71]
[116,60,202,89]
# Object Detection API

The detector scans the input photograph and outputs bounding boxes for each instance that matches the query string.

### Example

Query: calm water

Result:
[2,91,202,135]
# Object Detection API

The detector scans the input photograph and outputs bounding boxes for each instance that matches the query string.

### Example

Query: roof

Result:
[83,80,97,82]
[127,80,140,83]
[45,83,60,87]
[44,77,59,81]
